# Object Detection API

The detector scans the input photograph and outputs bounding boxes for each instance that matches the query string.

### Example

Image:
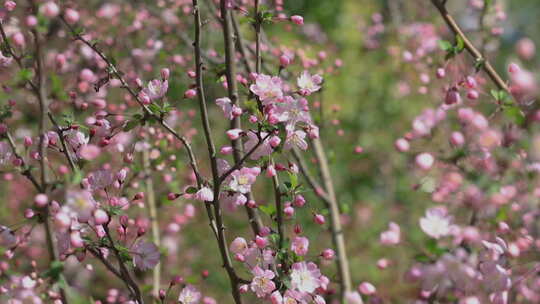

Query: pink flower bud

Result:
[93,209,109,225]
[266,165,276,177]
[249,115,258,123]
[134,192,144,200]
[466,90,479,100]
[269,136,281,148]
[184,89,197,99]
[140,93,151,105]
[41,1,60,18]
[255,235,267,248]
[226,129,243,140]
[239,285,249,294]
[64,8,80,24]
[394,138,410,152]
[415,153,434,170]
[54,212,72,230]
[4,1,16,11]
[34,194,48,207]
[450,131,465,147]
[284,206,295,217]
[445,88,461,105]
[11,32,25,47]
[279,54,291,67]
[119,215,129,227]
[70,231,84,248]
[516,38,535,61]
[314,214,326,225]
[161,68,170,80]
[167,192,180,201]
[290,15,304,25]
[293,195,306,207]
[26,15,38,27]
[436,68,446,79]
[231,105,243,117]
[358,282,376,295]
[322,249,335,260]
[508,63,520,74]
[220,146,233,154]
[24,209,35,219]
[465,76,477,89]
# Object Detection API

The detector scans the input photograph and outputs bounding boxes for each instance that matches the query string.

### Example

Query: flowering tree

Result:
[0,0,539,304]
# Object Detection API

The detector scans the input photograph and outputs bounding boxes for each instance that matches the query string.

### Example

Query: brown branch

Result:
[430,0,510,94]
[192,1,243,303]
[104,226,143,303]
[311,138,355,304]
[48,113,78,172]
[142,148,161,298]
[219,0,263,235]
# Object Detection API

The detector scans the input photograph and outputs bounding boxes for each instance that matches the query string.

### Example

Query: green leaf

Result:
[148,103,161,115]
[185,186,198,194]
[123,120,139,132]
[437,40,453,52]
[17,68,33,82]
[42,261,64,281]
[288,172,298,190]
[258,203,276,217]
[504,106,525,125]
[455,35,465,52]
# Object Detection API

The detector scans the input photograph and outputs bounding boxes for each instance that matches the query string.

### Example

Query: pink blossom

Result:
[132,240,160,270]
[420,207,452,239]
[297,71,322,95]
[229,167,259,194]
[290,262,321,293]
[284,130,308,150]
[250,266,276,298]
[291,236,309,256]
[415,152,434,170]
[178,285,202,304]
[250,74,283,103]
[244,131,273,160]
[380,222,401,245]
[230,237,248,255]
[345,291,363,304]
[143,79,168,100]
[194,187,214,202]
[0,226,17,248]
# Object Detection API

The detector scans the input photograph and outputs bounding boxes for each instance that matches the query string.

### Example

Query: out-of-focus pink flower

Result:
[420,207,452,239]
[291,236,309,256]
[380,222,401,245]
[132,240,160,270]
[178,285,202,304]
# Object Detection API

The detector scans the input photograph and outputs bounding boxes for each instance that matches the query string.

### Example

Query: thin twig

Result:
[430,0,510,94]
[219,0,263,235]
[192,1,243,303]
[142,148,161,298]
[311,138,355,304]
